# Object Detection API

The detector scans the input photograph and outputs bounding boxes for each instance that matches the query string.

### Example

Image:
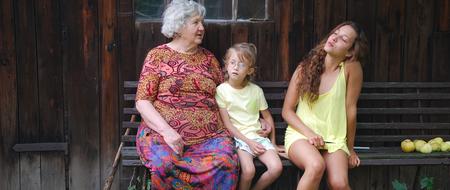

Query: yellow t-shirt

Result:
[285,62,350,156]
[215,82,268,139]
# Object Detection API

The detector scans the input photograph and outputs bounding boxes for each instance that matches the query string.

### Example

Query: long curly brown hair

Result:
[296,21,369,103]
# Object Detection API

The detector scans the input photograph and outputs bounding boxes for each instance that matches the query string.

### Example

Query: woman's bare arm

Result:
[282,69,324,147]
[136,100,183,154]
[345,61,363,167]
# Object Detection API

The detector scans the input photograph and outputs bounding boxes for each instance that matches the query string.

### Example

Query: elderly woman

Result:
[135,0,239,189]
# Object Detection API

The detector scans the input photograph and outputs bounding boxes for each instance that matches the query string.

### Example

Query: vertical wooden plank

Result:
[117,0,135,186]
[314,0,347,43]
[349,167,370,190]
[249,22,276,81]
[373,0,405,82]
[347,0,376,81]
[0,1,20,189]
[203,23,220,59]
[99,0,120,189]
[216,24,231,63]
[402,0,435,143]
[437,0,449,32]
[231,23,249,44]
[203,23,231,64]
[14,0,42,189]
[431,33,450,82]
[415,166,450,189]
[61,0,100,189]
[396,166,418,190]
[369,166,390,190]
[118,0,136,81]
[403,0,434,81]
[279,0,291,81]
[35,0,66,189]
[291,0,314,75]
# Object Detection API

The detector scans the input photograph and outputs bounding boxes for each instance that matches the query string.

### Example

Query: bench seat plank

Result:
[122,122,450,130]
[121,147,450,167]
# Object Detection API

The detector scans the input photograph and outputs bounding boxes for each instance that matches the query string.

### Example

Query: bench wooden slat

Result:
[123,121,140,129]
[122,135,450,143]
[124,108,139,114]
[123,121,450,130]
[256,81,289,88]
[125,93,450,101]
[360,158,450,165]
[124,81,138,88]
[358,108,450,114]
[272,107,450,115]
[356,135,450,142]
[122,135,135,142]
[356,122,450,129]
[125,81,450,89]
[121,147,450,167]
[359,93,450,100]
[362,82,450,88]
[124,94,135,101]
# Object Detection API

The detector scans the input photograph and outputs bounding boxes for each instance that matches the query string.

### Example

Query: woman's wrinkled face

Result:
[178,15,205,45]
[324,25,357,58]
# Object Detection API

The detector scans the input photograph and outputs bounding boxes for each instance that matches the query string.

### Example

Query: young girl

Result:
[215,43,283,190]
[282,21,369,189]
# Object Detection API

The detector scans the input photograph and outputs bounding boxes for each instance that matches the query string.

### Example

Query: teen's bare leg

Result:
[252,149,282,190]
[288,139,325,190]
[322,150,350,190]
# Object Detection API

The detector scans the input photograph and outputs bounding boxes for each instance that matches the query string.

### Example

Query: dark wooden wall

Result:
[1,0,449,190]
[127,0,450,83]
[121,0,450,189]
[1,0,120,189]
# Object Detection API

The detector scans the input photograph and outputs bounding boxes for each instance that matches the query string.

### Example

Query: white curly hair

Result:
[161,0,206,38]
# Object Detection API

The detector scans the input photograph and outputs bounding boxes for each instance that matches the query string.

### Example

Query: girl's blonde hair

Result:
[223,43,257,86]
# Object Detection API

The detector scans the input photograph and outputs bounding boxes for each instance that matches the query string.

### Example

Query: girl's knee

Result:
[305,160,325,177]
[240,164,256,180]
[328,177,349,190]
[267,161,283,177]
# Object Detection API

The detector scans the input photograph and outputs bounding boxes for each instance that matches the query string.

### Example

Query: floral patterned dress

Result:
[135,44,239,190]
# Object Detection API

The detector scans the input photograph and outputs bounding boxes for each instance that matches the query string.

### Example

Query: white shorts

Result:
[234,137,275,157]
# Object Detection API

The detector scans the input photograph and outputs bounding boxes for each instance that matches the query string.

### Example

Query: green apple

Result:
[401,139,415,153]
[419,143,432,154]
[414,140,427,152]
[441,142,450,152]
[430,142,441,152]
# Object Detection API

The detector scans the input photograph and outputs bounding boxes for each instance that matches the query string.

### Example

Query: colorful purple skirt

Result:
[136,126,239,190]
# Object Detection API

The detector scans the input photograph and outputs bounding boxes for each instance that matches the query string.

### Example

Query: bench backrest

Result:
[122,81,450,148]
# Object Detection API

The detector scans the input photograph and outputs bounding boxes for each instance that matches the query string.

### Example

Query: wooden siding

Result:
[0,0,449,189]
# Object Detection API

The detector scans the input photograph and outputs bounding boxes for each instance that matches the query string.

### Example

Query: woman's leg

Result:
[322,150,350,190]
[252,149,283,190]
[288,139,325,190]
[237,149,256,190]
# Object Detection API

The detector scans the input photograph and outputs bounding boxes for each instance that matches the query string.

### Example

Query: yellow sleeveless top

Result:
[284,62,350,156]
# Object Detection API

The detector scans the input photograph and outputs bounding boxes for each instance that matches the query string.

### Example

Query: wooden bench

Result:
[121,81,450,168]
